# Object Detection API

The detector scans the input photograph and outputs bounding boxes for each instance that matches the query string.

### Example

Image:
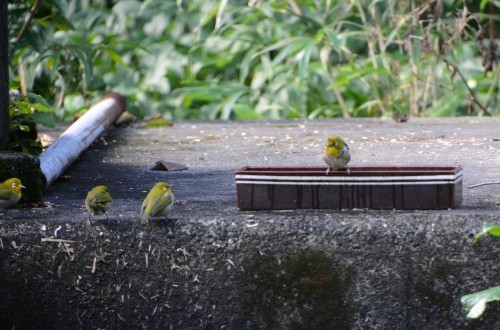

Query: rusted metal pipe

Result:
[40,93,126,188]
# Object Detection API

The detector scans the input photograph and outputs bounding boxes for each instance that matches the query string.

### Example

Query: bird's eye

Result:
[11,183,16,188]
[334,141,338,146]
[163,186,168,191]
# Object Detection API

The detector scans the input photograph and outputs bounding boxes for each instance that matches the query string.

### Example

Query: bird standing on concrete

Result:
[322,135,351,175]
[140,182,174,224]
[0,178,25,208]
[85,185,112,220]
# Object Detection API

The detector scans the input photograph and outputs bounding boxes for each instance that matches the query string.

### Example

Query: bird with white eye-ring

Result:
[0,178,25,209]
[322,135,351,175]
[140,182,175,225]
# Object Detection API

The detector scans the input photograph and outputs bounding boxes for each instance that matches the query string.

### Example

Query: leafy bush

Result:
[7,81,54,154]
[8,0,499,120]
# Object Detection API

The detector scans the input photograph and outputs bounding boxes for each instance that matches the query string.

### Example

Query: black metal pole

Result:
[0,0,9,150]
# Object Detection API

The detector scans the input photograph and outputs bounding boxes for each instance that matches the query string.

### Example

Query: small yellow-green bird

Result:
[0,178,25,209]
[85,185,112,220]
[140,182,174,224]
[322,135,351,175]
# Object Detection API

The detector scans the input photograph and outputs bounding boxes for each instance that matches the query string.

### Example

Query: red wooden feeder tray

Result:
[235,166,463,210]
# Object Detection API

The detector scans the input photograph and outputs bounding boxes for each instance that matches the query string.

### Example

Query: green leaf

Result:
[30,111,55,128]
[323,28,346,56]
[53,14,75,31]
[252,37,307,60]
[479,0,489,11]
[62,94,86,116]
[176,83,250,103]
[18,125,30,132]
[473,223,500,243]
[27,93,54,112]
[329,65,388,89]
[10,101,30,116]
[144,118,173,127]
[488,226,500,236]
[46,49,62,78]
[219,91,247,120]
[115,40,151,53]
[233,104,264,119]
[461,286,500,319]
[297,40,314,80]
[425,93,465,117]
[271,38,315,68]
[9,81,20,89]
[73,48,93,89]
[103,49,125,65]
[239,45,259,84]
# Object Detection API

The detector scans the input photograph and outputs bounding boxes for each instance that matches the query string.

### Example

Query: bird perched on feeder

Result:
[140,182,174,224]
[322,135,351,175]
[85,185,112,220]
[0,178,25,209]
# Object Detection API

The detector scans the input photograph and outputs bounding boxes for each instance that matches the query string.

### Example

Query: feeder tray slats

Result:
[236,166,463,210]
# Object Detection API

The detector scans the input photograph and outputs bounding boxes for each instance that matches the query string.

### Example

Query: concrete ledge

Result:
[1,118,499,327]
[0,211,498,328]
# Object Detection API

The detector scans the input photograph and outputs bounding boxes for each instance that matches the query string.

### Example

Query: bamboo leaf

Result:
[233,104,264,119]
[251,37,306,60]
[479,0,489,11]
[103,49,125,65]
[425,94,465,117]
[73,48,93,89]
[219,91,247,119]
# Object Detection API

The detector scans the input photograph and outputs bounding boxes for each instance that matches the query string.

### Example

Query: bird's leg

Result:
[325,167,331,175]
[346,166,351,175]
[166,218,175,238]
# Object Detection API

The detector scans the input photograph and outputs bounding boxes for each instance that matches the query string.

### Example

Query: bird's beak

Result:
[21,185,26,189]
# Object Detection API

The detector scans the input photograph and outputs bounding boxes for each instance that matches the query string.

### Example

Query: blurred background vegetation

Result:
[7,0,499,121]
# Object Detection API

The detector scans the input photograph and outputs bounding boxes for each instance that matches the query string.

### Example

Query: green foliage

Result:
[472,223,500,244]
[143,118,173,127]
[461,223,500,319]
[8,0,500,120]
[8,81,55,154]
[461,286,500,319]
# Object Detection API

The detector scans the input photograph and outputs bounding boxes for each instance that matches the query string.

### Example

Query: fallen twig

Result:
[469,181,500,188]
[15,0,41,43]
[41,237,74,243]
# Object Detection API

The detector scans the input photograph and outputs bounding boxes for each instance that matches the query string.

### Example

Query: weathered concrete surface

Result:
[0,118,499,329]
